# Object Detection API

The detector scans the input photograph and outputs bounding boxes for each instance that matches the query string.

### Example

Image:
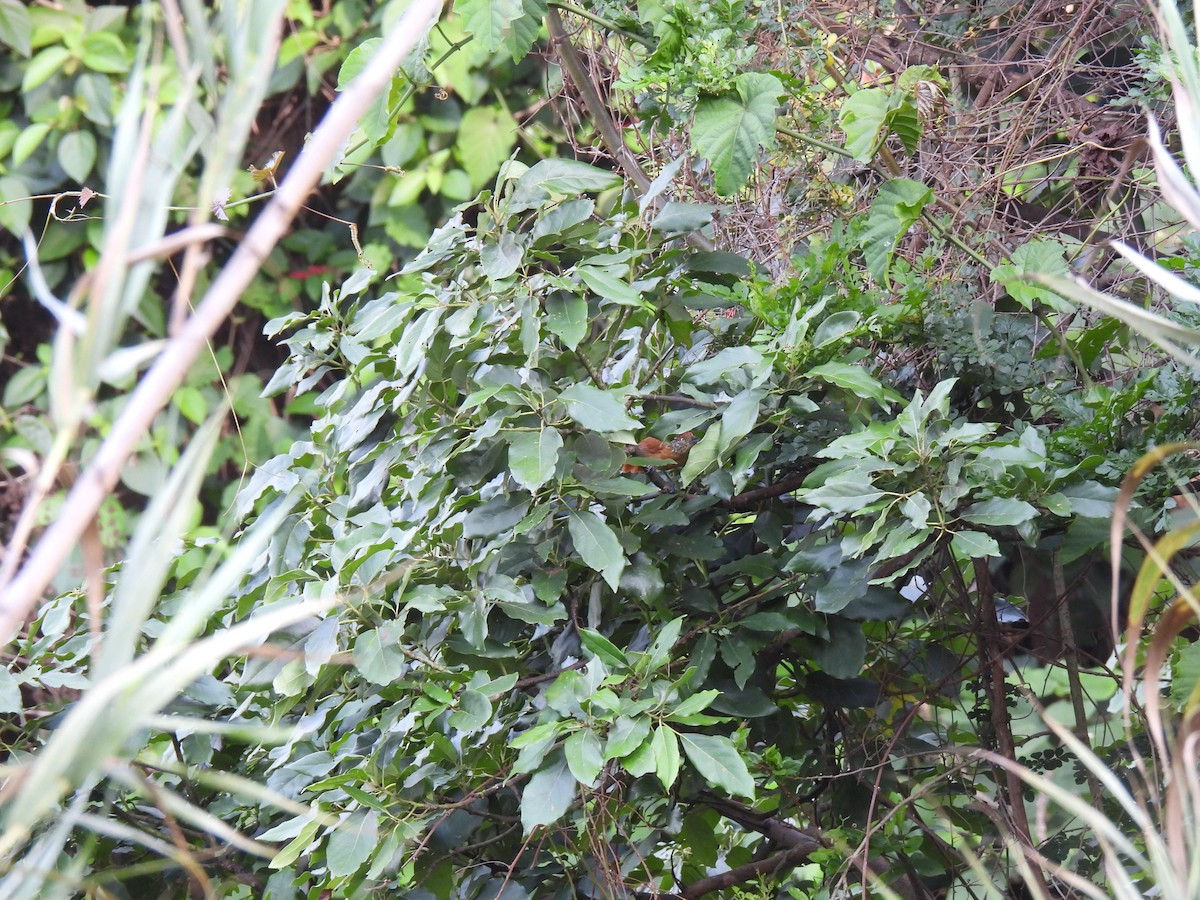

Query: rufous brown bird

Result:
[621,432,698,473]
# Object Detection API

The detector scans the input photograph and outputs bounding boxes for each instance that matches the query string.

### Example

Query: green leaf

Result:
[860,178,933,287]
[0,668,21,714]
[448,689,492,734]
[0,175,32,236]
[557,384,640,434]
[808,363,899,406]
[678,732,755,799]
[173,386,207,425]
[800,478,885,514]
[621,737,656,777]
[325,811,379,877]
[545,292,588,349]
[462,496,529,538]
[354,625,407,685]
[961,498,1038,527]
[578,265,644,307]
[644,616,683,672]
[719,390,761,453]
[270,818,321,869]
[650,201,717,233]
[457,0,524,52]
[568,509,626,590]
[565,729,604,785]
[951,530,1001,558]
[337,37,381,89]
[507,428,563,491]
[991,240,1073,312]
[579,628,630,669]
[456,105,518,190]
[651,726,681,789]
[839,88,922,162]
[812,617,867,678]
[81,31,129,73]
[480,231,524,280]
[521,753,576,832]
[57,130,97,184]
[605,716,651,758]
[22,46,70,92]
[679,422,722,485]
[0,0,31,57]
[13,122,51,168]
[812,310,860,347]
[533,199,595,242]
[510,158,621,212]
[667,689,720,720]
[691,73,783,196]
[505,0,547,61]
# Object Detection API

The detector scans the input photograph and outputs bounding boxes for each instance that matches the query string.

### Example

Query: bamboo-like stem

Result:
[0,0,446,640]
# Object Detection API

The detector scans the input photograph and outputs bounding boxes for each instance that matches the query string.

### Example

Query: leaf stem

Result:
[549,1,656,48]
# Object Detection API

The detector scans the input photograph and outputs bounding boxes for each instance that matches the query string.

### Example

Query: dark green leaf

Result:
[565,730,604,785]
[860,178,933,287]
[568,509,626,589]
[325,811,379,877]
[961,498,1038,527]
[951,530,1001,558]
[650,202,717,233]
[458,0,524,52]
[545,291,588,350]
[507,428,563,491]
[692,73,783,196]
[521,753,576,832]
[448,689,492,733]
[558,384,641,434]
[579,627,629,669]
[462,496,530,538]
[678,733,755,799]
[651,726,681,789]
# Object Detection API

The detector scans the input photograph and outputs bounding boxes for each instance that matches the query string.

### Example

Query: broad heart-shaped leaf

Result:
[568,509,626,590]
[457,0,524,52]
[839,88,922,162]
[456,105,518,191]
[678,732,755,799]
[691,72,783,196]
[859,178,932,287]
[507,428,563,491]
[557,384,641,433]
[521,752,576,832]
[991,239,1073,312]
[325,811,379,877]
[504,0,547,61]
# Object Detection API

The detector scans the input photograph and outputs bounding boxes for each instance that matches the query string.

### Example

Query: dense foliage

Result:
[3,1,1200,898]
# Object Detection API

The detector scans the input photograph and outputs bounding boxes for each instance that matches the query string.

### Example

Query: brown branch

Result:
[680,845,815,898]
[722,473,807,511]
